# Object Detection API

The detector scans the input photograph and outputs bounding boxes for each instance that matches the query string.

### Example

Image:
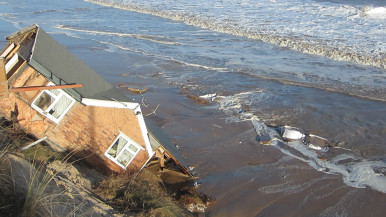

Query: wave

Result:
[84,0,386,69]
[56,29,229,72]
[57,24,228,71]
[32,9,58,14]
[361,6,386,18]
[234,70,386,102]
[56,24,182,45]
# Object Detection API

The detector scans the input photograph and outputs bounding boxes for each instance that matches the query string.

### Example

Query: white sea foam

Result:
[362,6,386,18]
[57,29,229,72]
[274,137,386,193]
[84,0,386,69]
[56,24,182,45]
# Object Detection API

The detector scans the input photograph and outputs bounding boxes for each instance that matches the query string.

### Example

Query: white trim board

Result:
[133,105,155,158]
[81,98,139,110]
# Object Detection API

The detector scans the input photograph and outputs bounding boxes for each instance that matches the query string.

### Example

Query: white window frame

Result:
[31,83,76,124]
[104,132,144,169]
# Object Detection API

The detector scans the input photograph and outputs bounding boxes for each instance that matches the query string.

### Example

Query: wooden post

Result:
[0,57,9,98]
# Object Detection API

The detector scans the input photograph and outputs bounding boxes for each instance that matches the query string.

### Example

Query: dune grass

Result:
[0,117,29,216]
[21,151,87,217]
[94,169,192,217]
[0,117,91,217]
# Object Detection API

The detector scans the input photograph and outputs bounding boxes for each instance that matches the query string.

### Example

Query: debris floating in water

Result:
[199,93,217,101]
[119,84,148,94]
[304,134,331,152]
[257,125,333,153]
[281,126,306,141]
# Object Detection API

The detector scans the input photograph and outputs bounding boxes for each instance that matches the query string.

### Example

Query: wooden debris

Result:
[187,94,209,104]
[257,134,274,145]
[119,84,148,94]
[0,57,8,88]
[180,89,209,104]
[0,43,15,58]
[127,87,148,94]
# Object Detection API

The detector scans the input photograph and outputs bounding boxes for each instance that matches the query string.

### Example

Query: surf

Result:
[84,0,386,69]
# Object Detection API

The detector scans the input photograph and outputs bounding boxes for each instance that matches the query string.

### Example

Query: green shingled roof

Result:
[12,24,129,102]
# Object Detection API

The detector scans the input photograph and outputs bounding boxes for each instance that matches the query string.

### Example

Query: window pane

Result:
[49,89,60,96]
[33,91,55,111]
[128,144,138,153]
[107,142,118,158]
[117,149,134,167]
[49,95,72,118]
[107,137,127,158]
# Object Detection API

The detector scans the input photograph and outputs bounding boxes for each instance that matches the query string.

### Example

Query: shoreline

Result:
[1,16,385,216]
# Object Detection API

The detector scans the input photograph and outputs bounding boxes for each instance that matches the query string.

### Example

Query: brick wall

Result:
[0,66,150,174]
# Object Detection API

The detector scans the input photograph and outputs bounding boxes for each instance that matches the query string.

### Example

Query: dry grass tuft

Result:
[95,169,192,217]
[0,118,29,216]
[0,117,90,217]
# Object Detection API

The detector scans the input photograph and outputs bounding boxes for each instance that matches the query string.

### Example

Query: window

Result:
[105,133,143,169]
[31,84,75,123]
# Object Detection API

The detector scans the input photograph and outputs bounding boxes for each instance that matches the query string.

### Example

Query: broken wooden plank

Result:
[5,44,20,60]
[0,57,9,98]
[0,57,6,82]
[9,83,83,92]
[126,87,148,94]
[180,89,209,104]
[6,24,38,41]
[119,84,148,94]
[0,43,15,58]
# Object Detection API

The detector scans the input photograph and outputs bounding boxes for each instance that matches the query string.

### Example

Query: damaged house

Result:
[0,24,192,176]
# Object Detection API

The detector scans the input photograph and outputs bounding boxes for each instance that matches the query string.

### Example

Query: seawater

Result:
[1,0,385,215]
[84,0,386,67]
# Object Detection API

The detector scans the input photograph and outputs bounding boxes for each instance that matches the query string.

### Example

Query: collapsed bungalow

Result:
[0,24,192,176]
